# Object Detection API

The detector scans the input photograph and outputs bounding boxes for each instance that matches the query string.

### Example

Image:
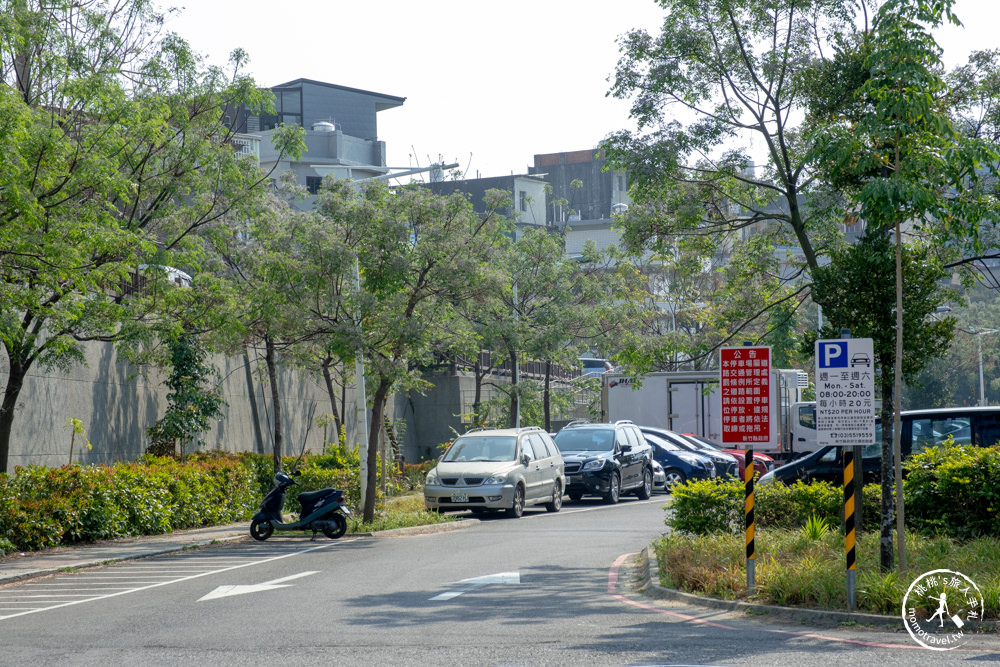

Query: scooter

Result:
[249,470,352,541]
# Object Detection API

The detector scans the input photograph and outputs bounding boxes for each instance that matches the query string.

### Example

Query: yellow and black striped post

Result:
[745,448,755,595]
[844,448,857,610]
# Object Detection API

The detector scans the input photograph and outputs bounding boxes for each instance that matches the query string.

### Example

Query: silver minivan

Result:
[423,427,565,518]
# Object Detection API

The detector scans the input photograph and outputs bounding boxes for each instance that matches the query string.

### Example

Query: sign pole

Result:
[745,448,755,596]
[844,448,857,610]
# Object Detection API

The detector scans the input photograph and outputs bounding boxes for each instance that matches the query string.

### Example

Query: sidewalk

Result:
[0,523,251,585]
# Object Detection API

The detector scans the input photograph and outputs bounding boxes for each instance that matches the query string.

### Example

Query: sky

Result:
[165,1,1000,181]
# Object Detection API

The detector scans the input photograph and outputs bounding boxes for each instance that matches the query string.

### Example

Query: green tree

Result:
[0,1,295,473]
[806,0,999,570]
[314,182,508,522]
[146,334,225,456]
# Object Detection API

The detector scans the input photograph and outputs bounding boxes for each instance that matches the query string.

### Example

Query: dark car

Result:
[553,420,654,503]
[640,430,717,488]
[683,432,774,479]
[639,426,739,479]
[758,406,1000,486]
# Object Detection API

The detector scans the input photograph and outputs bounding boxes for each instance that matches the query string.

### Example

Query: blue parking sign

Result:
[817,341,848,368]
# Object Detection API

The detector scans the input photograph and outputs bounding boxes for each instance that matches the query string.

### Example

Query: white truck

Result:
[601,369,818,460]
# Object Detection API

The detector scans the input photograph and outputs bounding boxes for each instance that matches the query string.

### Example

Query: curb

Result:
[634,546,904,629]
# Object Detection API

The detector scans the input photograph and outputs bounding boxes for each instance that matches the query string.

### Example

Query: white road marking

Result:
[430,571,520,601]
[198,571,319,601]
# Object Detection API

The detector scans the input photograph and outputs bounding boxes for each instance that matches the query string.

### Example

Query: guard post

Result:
[745,448,755,595]
[844,447,857,610]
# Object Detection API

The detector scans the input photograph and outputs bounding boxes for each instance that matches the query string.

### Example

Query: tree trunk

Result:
[472,356,484,426]
[879,378,895,572]
[544,359,552,432]
[321,358,343,436]
[0,359,27,474]
[508,349,519,428]
[265,336,283,474]
[364,379,391,523]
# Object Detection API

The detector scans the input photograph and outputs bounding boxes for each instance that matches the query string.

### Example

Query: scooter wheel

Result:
[322,514,347,539]
[250,519,274,541]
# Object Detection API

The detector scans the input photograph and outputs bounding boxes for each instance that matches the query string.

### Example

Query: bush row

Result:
[666,477,881,535]
[0,450,362,555]
[666,444,1000,540]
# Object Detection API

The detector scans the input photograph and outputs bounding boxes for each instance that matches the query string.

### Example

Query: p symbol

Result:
[819,341,848,368]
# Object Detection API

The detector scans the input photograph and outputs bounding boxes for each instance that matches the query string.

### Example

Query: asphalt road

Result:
[3,494,999,666]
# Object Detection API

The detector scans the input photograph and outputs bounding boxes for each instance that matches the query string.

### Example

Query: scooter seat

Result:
[298,488,336,505]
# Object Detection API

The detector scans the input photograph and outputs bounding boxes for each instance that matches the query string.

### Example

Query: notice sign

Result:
[815,338,876,447]
[720,346,771,446]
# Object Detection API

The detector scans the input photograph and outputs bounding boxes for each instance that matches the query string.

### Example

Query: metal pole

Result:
[979,334,986,407]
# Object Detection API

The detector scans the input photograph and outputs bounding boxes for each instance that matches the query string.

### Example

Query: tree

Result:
[0,1,293,472]
[145,334,225,456]
[806,0,1000,571]
[314,182,508,522]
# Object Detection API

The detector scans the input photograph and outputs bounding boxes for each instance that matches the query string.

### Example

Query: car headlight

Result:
[484,473,508,485]
[582,457,607,471]
[758,470,775,486]
[425,468,440,485]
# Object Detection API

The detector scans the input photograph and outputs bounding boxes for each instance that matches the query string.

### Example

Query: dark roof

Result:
[270,78,406,111]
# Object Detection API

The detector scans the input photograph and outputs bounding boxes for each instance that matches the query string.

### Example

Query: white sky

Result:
[166,0,1000,180]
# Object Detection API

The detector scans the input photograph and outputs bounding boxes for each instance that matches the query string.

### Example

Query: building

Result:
[240,78,406,198]
[423,174,548,229]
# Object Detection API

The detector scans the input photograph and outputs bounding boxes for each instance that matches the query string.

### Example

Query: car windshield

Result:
[443,436,516,462]
[555,429,615,451]
[644,433,682,451]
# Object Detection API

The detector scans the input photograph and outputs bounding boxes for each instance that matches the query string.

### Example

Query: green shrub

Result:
[666,477,881,536]
[665,478,743,535]
[904,444,1000,539]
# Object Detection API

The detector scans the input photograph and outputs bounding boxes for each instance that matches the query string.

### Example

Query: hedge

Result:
[904,443,1000,539]
[665,477,881,536]
[0,450,361,555]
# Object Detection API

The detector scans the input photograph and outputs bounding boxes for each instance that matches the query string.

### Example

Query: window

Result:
[798,404,816,429]
[519,191,528,212]
[306,176,323,194]
[521,438,536,462]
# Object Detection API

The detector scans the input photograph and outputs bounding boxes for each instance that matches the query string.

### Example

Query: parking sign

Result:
[815,338,876,447]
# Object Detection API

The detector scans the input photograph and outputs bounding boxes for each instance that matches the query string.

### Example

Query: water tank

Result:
[312,121,336,133]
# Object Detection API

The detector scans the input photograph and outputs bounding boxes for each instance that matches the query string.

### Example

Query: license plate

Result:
[568,475,580,484]
[451,492,469,503]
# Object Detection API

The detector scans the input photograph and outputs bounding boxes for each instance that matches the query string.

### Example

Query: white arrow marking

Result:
[430,571,520,601]
[198,571,319,601]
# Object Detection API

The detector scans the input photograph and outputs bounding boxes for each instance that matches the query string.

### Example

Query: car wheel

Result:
[636,468,652,500]
[568,491,583,502]
[603,472,620,504]
[545,481,563,512]
[506,484,525,518]
[663,468,686,490]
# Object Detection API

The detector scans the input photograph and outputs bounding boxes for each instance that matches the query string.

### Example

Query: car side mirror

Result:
[620,443,632,452]
[521,454,530,466]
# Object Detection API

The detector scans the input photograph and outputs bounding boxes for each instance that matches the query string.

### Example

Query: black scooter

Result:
[250,470,352,541]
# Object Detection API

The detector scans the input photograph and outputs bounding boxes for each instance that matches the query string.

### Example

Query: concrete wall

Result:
[0,340,361,472]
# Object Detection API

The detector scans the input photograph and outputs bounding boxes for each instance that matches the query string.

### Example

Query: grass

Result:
[349,493,456,533]
[653,529,1000,618]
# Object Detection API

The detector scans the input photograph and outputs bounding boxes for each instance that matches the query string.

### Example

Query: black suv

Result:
[553,420,654,503]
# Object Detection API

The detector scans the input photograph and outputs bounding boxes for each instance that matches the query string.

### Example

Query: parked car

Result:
[683,433,774,479]
[639,426,739,479]
[553,420,654,503]
[640,430,717,488]
[423,426,565,518]
[758,406,1000,486]
[651,459,667,493]
[579,357,615,378]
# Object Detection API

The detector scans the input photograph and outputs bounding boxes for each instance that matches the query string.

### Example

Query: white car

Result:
[424,427,565,518]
